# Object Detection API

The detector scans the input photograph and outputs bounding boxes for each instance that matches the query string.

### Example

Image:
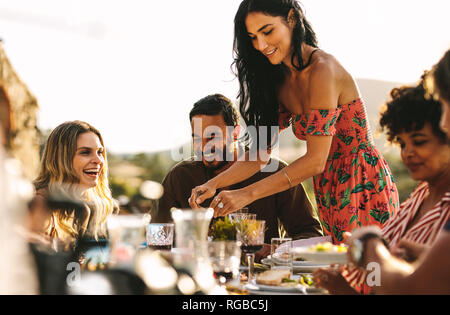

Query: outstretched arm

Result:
[348,227,450,294]
[210,63,339,216]
[189,149,270,208]
[374,231,450,294]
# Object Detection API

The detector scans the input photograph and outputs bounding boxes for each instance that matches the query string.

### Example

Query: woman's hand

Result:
[312,265,358,295]
[255,244,271,263]
[209,188,254,217]
[188,181,217,209]
[391,239,430,263]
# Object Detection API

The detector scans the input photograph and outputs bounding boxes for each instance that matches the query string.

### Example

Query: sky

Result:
[0,0,449,154]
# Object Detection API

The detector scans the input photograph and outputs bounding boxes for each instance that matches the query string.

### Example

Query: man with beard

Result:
[155,94,323,244]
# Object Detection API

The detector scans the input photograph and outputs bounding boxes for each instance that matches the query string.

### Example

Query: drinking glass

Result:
[171,208,213,252]
[146,223,174,251]
[227,211,256,223]
[235,219,265,284]
[207,241,242,285]
[271,237,293,276]
[107,214,151,266]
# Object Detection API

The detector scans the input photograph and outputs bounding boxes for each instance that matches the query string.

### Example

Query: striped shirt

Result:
[344,181,450,289]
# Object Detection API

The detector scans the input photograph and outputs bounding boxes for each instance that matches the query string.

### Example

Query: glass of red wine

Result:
[146,223,174,251]
[207,241,242,285]
[235,219,265,284]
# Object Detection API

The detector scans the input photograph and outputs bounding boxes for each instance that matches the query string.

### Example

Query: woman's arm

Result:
[189,149,270,208]
[348,227,450,294]
[374,232,450,294]
[210,63,339,216]
[210,149,271,190]
[211,134,332,216]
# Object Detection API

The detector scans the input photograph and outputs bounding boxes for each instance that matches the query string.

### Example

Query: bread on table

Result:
[255,269,291,286]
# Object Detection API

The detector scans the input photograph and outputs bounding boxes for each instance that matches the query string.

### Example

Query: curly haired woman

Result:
[313,79,450,294]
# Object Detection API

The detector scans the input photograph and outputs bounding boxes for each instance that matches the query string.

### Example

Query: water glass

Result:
[271,237,293,275]
[171,208,214,253]
[107,214,151,265]
[146,223,174,251]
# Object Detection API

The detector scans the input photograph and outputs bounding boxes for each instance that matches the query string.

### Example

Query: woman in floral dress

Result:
[278,98,398,242]
[189,0,399,243]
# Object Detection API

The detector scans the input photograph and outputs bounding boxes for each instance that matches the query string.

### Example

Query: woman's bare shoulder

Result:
[305,53,341,109]
[310,51,359,103]
[310,51,349,80]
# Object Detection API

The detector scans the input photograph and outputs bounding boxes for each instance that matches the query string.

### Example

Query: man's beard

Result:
[197,148,231,171]
[205,159,229,172]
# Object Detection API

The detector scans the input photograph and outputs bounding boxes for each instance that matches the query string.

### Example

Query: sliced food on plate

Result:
[256,269,291,286]
[252,270,325,294]
[293,242,348,264]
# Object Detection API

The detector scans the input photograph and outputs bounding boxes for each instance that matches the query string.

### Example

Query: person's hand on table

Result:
[255,244,271,263]
[342,232,352,244]
[188,182,216,209]
[209,188,253,217]
[312,265,357,295]
[391,239,430,263]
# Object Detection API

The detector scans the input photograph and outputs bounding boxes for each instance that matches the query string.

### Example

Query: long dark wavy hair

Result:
[233,0,318,147]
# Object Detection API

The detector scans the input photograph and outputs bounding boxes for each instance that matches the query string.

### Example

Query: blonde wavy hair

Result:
[34,121,116,241]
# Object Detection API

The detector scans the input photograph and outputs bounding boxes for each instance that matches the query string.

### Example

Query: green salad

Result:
[209,217,237,241]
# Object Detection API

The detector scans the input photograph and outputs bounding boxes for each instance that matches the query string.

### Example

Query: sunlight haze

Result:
[0,0,448,153]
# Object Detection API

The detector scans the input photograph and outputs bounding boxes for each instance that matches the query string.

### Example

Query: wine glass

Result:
[235,219,265,284]
[207,241,242,285]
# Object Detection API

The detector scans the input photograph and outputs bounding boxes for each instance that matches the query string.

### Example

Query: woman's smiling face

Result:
[397,123,450,182]
[72,132,105,190]
[245,11,294,65]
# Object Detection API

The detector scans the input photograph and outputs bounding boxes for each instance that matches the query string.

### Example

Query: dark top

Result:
[445,219,450,232]
[155,157,323,243]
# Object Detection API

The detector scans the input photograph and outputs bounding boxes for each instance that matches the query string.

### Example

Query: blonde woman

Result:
[29,121,117,245]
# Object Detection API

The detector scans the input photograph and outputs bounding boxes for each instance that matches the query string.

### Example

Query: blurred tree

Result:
[383,151,418,203]
[128,152,176,183]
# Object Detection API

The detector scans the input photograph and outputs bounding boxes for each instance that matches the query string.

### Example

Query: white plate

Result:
[292,248,347,264]
[260,258,329,272]
[293,260,330,267]
[244,283,326,295]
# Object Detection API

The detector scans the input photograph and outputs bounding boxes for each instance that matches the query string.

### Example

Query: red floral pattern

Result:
[279,99,400,243]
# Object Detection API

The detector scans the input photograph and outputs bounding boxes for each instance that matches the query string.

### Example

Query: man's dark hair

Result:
[379,80,447,143]
[189,94,239,126]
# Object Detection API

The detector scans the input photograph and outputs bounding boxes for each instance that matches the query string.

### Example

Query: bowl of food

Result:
[292,242,347,264]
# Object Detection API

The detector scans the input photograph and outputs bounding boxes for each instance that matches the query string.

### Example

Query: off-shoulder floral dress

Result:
[279,99,399,243]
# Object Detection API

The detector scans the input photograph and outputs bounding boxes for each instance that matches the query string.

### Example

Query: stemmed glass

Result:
[207,241,242,285]
[227,208,256,223]
[235,219,265,284]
